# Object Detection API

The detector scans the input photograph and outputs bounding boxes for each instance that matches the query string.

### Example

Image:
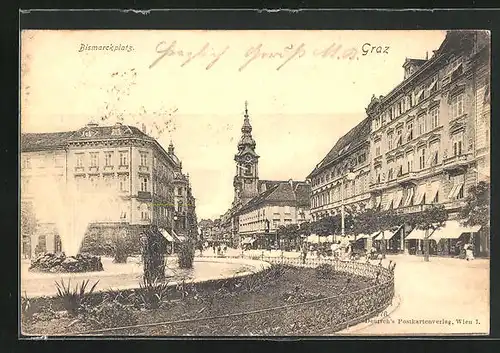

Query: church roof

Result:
[236,180,311,215]
[308,116,371,179]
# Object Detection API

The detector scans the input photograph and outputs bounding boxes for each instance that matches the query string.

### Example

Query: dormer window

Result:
[82,130,92,137]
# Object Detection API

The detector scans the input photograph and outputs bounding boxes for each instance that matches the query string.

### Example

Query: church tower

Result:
[233,101,260,206]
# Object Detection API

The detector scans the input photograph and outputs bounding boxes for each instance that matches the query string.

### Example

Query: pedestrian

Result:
[223,244,227,253]
[217,245,221,256]
[465,242,474,261]
[301,244,307,264]
[213,245,216,254]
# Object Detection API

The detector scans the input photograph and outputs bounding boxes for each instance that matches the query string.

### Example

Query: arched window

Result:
[244,164,252,176]
[140,203,150,221]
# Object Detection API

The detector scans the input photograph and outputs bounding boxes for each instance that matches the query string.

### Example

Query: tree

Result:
[412,205,448,262]
[459,181,490,229]
[21,201,37,257]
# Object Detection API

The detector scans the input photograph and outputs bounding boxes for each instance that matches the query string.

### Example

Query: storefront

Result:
[429,221,482,257]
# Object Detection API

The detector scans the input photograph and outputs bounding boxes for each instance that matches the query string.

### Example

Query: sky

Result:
[21,30,447,220]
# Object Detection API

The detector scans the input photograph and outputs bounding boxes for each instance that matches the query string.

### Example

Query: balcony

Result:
[397,171,418,186]
[137,191,152,200]
[394,204,433,214]
[443,153,472,173]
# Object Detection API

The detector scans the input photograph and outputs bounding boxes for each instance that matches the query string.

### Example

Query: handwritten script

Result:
[149,41,361,71]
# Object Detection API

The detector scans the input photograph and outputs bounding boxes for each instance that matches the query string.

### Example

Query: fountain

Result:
[27,174,124,273]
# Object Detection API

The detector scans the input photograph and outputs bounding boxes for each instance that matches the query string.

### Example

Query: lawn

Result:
[22,264,377,336]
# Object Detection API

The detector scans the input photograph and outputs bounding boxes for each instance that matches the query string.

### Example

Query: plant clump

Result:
[29,252,104,273]
[177,241,195,269]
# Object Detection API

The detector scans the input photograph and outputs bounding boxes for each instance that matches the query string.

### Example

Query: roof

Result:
[308,116,371,178]
[21,123,162,152]
[236,180,311,215]
[20,131,75,151]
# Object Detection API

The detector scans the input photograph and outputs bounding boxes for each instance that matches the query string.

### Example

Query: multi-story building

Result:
[307,30,490,256]
[20,122,197,257]
[169,142,198,240]
[229,102,311,248]
[308,117,372,221]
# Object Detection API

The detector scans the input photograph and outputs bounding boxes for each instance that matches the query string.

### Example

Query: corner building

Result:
[21,122,197,257]
[308,30,490,256]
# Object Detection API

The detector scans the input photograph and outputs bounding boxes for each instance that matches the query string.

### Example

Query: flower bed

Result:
[22,257,394,336]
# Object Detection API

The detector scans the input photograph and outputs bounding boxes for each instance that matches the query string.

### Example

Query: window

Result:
[140,177,149,192]
[375,140,381,157]
[284,206,291,214]
[119,174,129,192]
[90,152,99,167]
[450,93,464,119]
[418,114,426,135]
[429,76,438,94]
[453,135,463,156]
[430,107,440,129]
[387,132,393,150]
[406,152,414,173]
[418,148,426,170]
[119,151,129,166]
[428,142,439,166]
[140,152,148,166]
[104,152,113,166]
[358,153,366,164]
[76,153,84,168]
[177,201,183,213]
[388,167,394,181]
[177,187,182,196]
[449,174,465,200]
[396,129,403,147]
[406,122,414,141]
[140,204,150,220]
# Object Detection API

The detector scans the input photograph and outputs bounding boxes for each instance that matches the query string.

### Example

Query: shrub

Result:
[137,277,171,309]
[21,292,36,323]
[177,241,195,269]
[315,263,335,279]
[142,228,168,283]
[54,279,100,316]
[82,300,138,329]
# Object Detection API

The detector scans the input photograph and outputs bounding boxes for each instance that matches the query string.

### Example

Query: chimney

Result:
[141,123,147,133]
[426,51,429,60]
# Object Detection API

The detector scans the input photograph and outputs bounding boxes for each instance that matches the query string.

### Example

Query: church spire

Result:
[238,101,255,150]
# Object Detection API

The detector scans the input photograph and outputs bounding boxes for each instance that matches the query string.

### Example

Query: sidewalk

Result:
[342,254,490,335]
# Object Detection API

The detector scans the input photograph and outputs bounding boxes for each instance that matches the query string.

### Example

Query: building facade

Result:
[20,122,197,257]
[307,30,490,256]
[228,102,312,248]
[308,117,372,221]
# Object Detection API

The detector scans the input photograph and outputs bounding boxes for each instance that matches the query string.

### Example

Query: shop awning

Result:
[307,234,320,243]
[377,225,404,241]
[448,180,465,199]
[171,230,182,243]
[430,221,482,241]
[241,237,255,244]
[427,181,440,203]
[403,187,414,207]
[413,184,427,205]
[405,228,434,240]
[393,190,404,209]
[159,228,174,242]
[383,194,394,211]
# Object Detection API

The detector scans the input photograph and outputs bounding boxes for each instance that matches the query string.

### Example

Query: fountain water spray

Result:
[30,175,124,257]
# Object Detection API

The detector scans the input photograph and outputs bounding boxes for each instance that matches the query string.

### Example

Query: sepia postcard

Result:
[20,28,490,337]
